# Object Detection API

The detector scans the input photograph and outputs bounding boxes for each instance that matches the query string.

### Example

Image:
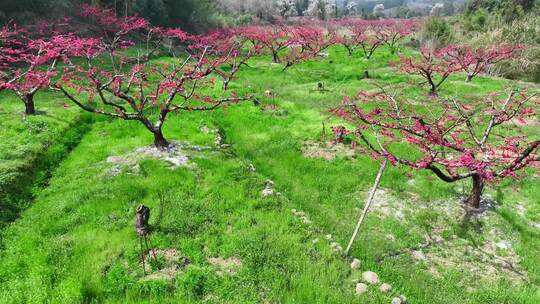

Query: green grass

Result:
[0,45,538,303]
[0,91,91,231]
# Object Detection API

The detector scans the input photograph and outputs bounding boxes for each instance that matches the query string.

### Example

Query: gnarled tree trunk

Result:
[272,52,279,63]
[23,94,36,115]
[152,128,169,149]
[467,174,484,208]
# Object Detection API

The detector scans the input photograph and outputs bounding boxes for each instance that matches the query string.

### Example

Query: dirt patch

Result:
[301,140,356,160]
[419,238,527,283]
[106,141,210,175]
[142,248,190,281]
[368,189,406,220]
[207,256,242,276]
[261,104,288,116]
[373,193,529,284]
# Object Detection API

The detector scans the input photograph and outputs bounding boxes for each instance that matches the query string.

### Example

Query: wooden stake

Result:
[140,237,146,275]
[344,158,388,257]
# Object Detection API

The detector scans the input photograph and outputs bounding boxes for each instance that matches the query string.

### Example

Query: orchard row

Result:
[1,4,538,208]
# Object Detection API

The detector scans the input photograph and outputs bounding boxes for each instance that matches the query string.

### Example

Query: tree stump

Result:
[136,204,150,236]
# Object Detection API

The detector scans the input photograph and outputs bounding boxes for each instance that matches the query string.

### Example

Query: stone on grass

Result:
[391,297,402,304]
[262,180,275,197]
[362,271,379,284]
[200,125,211,134]
[355,283,368,295]
[325,234,332,240]
[351,258,361,270]
[380,283,392,293]
[496,240,511,250]
[412,250,426,261]
[301,216,312,225]
[399,295,407,303]
[386,234,396,241]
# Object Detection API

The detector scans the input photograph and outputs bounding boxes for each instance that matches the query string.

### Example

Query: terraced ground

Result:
[0,45,538,303]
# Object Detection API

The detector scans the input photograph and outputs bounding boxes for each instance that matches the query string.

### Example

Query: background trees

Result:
[0,0,220,32]
[397,47,459,96]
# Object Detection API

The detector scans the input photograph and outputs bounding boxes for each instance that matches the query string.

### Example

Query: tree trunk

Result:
[361,70,370,79]
[24,94,36,115]
[466,74,473,82]
[272,52,279,63]
[153,128,169,149]
[428,86,438,97]
[467,174,483,208]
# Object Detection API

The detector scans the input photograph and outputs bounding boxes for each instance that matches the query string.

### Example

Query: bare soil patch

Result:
[207,256,242,276]
[142,248,190,281]
[301,140,355,160]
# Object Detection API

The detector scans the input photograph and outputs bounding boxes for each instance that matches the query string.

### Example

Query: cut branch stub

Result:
[136,204,151,236]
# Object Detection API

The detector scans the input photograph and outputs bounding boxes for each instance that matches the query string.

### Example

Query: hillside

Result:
[0,44,539,304]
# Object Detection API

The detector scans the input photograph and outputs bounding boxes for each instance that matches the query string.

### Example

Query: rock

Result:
[355,283,368,295]
[412,250,426,261]
[532,222,540,229]
[325,234,332,240]
[200,125,211,134]
[362,271,379,284]
[214,130,225,147]
[379,283,392,293]
[351,258,361,270]
[391,297,402,304]
[262,188,274,197]
[386,234,396,241]
[399,295,407,303]
[247,163,256,172]
[296,211,305,217]
[496,240,511,250]
[164,155,189,167]
[301,216,312,225]
[291,209,297,214]
[516,203,526,216]
[312,238,319,244]
[262,180,275,197]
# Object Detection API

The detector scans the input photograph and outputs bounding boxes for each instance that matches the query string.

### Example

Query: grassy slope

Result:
[0,91,89,230]
[0,45,538,303]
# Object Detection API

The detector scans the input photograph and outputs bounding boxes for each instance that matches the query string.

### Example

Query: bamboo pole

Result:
[343,158,388,257]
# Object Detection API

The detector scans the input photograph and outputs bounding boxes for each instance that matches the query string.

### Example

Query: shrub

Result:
[421,17,454,48]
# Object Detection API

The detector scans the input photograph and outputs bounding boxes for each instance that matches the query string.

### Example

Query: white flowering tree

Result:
[373,3,385,17]
[277,0,298,17]
[305,0,335,20]
[344,0,358,16]
[430,3,444,17]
